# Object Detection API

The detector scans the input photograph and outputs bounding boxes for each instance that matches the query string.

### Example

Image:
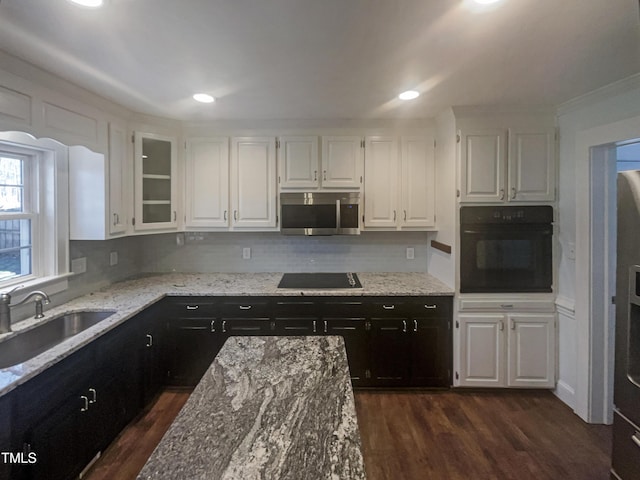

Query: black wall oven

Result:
[460,206,553,293]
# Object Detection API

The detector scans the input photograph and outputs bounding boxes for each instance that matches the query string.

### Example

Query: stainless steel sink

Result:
[0,310,116,368]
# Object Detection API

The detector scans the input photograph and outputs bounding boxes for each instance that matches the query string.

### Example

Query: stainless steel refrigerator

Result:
[612,170,640,479]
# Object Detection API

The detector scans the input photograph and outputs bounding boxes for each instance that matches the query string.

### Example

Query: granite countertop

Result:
[0,272,453,396]
[137,336,366,480]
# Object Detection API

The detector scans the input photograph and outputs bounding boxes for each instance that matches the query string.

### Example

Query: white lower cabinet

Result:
[457,311,555,388]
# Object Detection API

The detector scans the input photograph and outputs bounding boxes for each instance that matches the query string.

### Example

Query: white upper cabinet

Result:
[459,129,506,203]
[185,137,229,228]
[364,136,399,228]
[230,136,277,229]
[134,132,178,231]
[459,126,555,203]
[69,122,131,240]
[277,136,319,188]
[363,135,435,230]
[400,136,435,228]
[321,136,364,189]
[508,128,555,202]
[108,122,129,235]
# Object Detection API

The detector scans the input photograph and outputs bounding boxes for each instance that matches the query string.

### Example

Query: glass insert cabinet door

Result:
[134,132,177,230]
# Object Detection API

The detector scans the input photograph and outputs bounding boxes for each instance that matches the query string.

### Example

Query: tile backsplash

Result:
[138,232,431,273]
[37,231,431,320]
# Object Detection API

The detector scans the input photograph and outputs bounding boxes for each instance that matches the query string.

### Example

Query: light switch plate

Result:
[109,251,118,266]
[71,257,87,274]
[406,247,415,260]
[243,247,251,259]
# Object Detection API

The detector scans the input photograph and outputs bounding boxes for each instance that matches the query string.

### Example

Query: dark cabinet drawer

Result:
[612,411,640,480]
[322,298,366,317]
[273,299,320,317]
[406,297,451,317]
[220,298,270,317]
[166,297,219,316]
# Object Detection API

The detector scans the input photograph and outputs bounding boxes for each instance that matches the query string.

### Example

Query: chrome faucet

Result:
[0,287,51,333]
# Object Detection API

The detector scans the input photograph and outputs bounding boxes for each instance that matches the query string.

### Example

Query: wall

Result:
[555,73,640,416]
[429,109,456,287]
[137,231,432,274]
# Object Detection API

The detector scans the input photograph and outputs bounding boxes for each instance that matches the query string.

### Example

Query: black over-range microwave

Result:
[280,192,360,235]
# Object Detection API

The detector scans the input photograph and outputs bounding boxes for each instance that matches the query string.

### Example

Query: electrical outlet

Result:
[110,251,118,266]
[243,247,251,259]
[71,257,87,274]
[406,247,415,260]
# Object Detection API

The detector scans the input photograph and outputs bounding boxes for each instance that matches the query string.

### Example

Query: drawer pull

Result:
[414,319,418,332]
[89,388,97,404]
[222,320,226,333]
[382,305,395,310]
[324,320,328,334]
[424,304,437,309]
[632,433,640,449]
[146,334,153,347]
[186,305,199,310]
[500,304,514,309]
[80,396,89,412]
[239,305,252,310]
[211,320,216,332]
[313,320,317,333]
[402,320,407,333]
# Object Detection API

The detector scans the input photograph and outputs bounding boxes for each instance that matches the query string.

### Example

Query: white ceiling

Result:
[0,0,638,121]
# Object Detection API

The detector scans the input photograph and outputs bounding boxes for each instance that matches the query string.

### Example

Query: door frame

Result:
[575,114,640,423]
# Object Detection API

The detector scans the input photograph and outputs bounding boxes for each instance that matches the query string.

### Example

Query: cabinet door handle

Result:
[186,305,199,310]
[511,187,517,199]
[324,320,328,334]
[413,319,418,332]
[224,210,228,221]
[314,170,318,181]
[113,213,118,226]
[210,320,216,332]
[510,319,516,330]
[234,210,238,221]
[239,305,252,310]
[382,304,395,310]
[146,334,153,347]
[403,210,407,221]
[499,321,505,331]
[173,211,177,221]
[88,388,97,404]
[221,320,226,333]
[393,210,396,221]
[424,304,437,309]
[499,189,505,200]
[323,170,327,181]
[402,320,407,333]
[80,395,89,412]
[313,320,317,333]
[632,433,640,449]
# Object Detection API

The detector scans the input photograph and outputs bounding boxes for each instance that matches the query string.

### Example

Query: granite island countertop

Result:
[0,272,453,396]
[137,336,366,480]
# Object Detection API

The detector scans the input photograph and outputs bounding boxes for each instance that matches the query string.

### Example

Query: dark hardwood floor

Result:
[84,389,612,480]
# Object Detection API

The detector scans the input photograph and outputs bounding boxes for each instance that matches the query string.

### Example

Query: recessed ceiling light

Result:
[68,0,104,7]
[473,0,501,4]
[398,90,420,100]
[193,93,215,104]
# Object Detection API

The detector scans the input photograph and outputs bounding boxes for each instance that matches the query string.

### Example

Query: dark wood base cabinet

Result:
[612,411,640,479]
[162,295,452,389]
[4,294,452,480]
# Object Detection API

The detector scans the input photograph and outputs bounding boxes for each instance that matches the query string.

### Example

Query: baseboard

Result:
[554,380,576,409]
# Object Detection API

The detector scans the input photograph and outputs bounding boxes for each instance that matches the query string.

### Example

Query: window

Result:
[0,132,70,293]
[0,152,34,282]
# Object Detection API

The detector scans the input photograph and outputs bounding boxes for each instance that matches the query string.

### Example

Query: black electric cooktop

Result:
[277,273,362,289]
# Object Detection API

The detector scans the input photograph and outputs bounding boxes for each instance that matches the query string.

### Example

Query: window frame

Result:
[0,131,70,296]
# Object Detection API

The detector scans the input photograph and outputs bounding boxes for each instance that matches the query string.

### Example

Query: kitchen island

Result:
[137,336,366,480]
